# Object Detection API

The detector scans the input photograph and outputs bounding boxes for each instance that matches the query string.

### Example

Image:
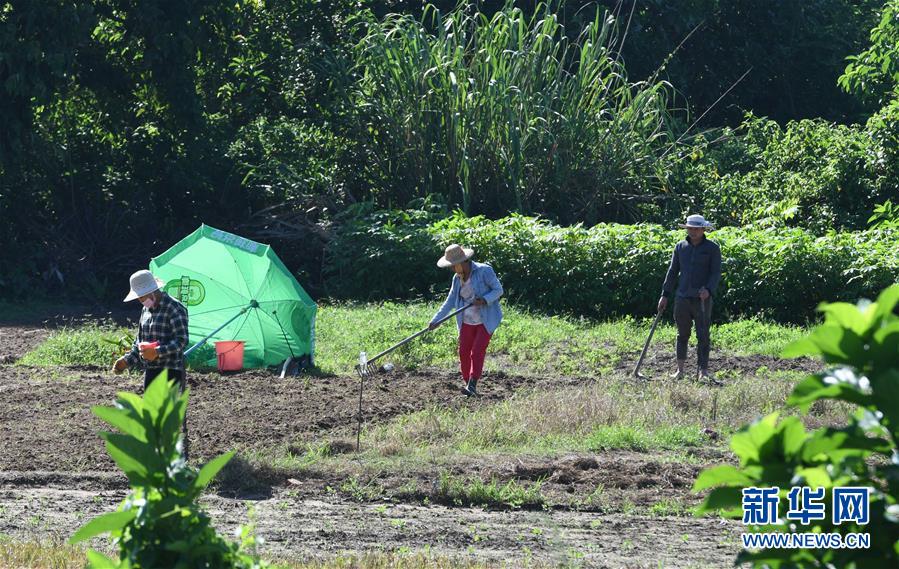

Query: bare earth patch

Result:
[0,322,780,567]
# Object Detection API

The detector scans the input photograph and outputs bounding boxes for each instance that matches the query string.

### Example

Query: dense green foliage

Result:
[0,0,358,299]
[70,373,266,568]
[673,114,899,232]
[840,0,899,108]
[325,210,899,322]
[694,286,899,567]
[608,0,882,125]
[1,1,897,301]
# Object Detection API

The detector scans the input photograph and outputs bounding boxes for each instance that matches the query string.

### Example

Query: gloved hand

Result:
[140,344,159,362]
[113,357,128,374]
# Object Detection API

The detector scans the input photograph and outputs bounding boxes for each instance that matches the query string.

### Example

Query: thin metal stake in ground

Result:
[354,304,471,452]
[355,361,373,452]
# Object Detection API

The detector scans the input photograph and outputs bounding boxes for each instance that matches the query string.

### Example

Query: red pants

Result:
[459,324,492,381]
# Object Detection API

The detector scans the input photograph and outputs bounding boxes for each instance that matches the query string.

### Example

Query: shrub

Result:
[693,286,899,567]
[70,373,268,568]
[324,209,899,322]
[673,114,895,232]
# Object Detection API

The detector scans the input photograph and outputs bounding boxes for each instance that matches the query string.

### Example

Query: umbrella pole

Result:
[270,310,297,359]
[184,300,258,358]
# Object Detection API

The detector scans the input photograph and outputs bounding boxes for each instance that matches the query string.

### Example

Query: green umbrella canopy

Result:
[149,225,316,368]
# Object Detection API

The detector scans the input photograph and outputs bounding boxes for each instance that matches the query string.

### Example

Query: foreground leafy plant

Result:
[69,372,268,568]
[693,286,899,567]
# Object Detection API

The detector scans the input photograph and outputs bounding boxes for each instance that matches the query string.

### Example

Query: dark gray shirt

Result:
[662,237,722,299]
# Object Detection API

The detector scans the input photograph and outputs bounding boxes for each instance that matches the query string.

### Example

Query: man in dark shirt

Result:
[657,214,722,380]
[113,270,189,391]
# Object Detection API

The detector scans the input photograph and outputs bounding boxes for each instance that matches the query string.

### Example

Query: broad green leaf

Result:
[177,389,189,425]
[142,370,171,423]
[731,413,779,464]
[193,450,235,492]
[692,465,755,492]
[695,486,742,516]
[92,406,147,442]
[85,549,119,568]
[69,510,137,544]
[780,417,807,457]
[730,430,760,463]
[101,433,157,483]
[164,540,190,552]
[783,325,862,363]
[819,301,868,334]
[115,392,144,416]
[793,466,832,488]
[802,429,847,461]
[800,428,886,462]
[756,463,794,488]
[788,375,871,410]
[161,399,186,453]
[781,335,821,358]
[873,285,899,322]
[872,324,899,370]
[871,369,899,440]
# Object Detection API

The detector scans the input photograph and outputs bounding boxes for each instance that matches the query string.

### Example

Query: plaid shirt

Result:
[124,292,189,370]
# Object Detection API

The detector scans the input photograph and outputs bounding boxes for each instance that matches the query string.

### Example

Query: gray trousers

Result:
[674,297,713,370]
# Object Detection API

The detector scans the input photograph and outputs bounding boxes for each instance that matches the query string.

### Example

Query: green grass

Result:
[647,498,696,517]
[0,537,88,569]
[583,425,705,452]
[353,369,819,460]
[18,302,807,375]
[17,323,132,367]
[315,302,808,376]
[436,471,546,508]
[229,375,829,499]
[712,318,806,356]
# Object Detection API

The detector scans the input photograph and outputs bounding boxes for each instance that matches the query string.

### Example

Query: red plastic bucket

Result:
[214,341,245,372]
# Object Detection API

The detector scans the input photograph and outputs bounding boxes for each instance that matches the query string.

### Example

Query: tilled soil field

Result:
[1,321,817,567]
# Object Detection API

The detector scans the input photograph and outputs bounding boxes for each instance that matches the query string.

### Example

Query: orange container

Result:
[214,341,245,372]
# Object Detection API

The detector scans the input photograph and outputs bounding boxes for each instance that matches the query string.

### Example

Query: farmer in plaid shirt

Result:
[113,270,189,391]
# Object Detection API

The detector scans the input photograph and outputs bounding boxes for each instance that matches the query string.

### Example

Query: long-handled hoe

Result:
[354,303,471,451]
[632,308,664,379]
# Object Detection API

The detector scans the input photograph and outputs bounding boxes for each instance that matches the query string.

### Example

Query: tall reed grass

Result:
[350,1,678,223]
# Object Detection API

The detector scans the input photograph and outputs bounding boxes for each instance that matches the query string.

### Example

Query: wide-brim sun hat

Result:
[437,244,474,268]
[678,214,714,229]
[124,269,161,301]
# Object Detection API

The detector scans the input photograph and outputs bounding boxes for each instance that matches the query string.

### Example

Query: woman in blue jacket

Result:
[429,244,504,396]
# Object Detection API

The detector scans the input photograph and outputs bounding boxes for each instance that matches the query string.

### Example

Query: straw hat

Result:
[124,270,161,301]
[678,214,714,229]
[437,244,474,268]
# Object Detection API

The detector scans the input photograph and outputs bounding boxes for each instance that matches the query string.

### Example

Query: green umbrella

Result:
[150,224,316,368]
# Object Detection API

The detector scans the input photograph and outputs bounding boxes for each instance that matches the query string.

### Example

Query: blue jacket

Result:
[430,261,504,334]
